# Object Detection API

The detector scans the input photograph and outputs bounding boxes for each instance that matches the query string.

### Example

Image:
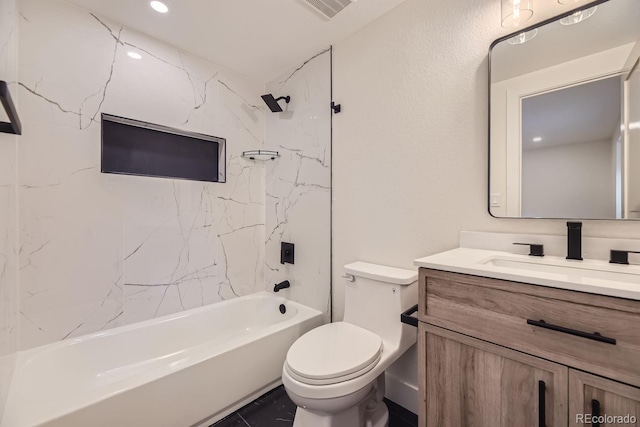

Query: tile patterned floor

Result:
[211,385,418,427]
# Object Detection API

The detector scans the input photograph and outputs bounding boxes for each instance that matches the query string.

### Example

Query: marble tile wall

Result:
[17,0,266,350]
[0,0,19,417]
[264,50,332,321]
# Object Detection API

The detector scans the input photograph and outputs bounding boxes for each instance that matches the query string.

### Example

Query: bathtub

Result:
[1,292,322,427]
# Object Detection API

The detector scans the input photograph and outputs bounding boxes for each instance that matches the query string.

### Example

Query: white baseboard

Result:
[384,371,418,415]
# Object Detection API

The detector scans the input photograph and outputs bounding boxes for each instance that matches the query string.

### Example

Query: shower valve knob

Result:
[281,242,295,265]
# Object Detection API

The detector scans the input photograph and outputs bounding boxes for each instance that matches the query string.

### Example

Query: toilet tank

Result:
[342,262,418,350]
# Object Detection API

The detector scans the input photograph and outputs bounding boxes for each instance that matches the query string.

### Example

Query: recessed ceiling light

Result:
[150,1,169,14]
[127,52,142,60]
[533,137,542,142]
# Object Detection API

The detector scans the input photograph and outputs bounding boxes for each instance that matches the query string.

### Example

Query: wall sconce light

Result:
[501,0,534,28]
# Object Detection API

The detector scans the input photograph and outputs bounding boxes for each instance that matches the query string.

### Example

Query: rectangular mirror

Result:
[489,0,640,219]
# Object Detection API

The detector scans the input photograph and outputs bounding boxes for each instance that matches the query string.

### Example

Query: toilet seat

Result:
[285,353,382,386]
[285,322,383,386]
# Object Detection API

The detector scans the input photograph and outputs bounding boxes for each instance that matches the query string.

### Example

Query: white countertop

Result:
[415,247,640,301]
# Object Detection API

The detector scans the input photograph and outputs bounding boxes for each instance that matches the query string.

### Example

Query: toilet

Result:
[282,261,418,427]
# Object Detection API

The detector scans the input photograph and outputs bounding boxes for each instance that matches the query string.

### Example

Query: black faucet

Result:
[609,250,640,265]
[273,280,290,292]
[513,242,544,257]
[566,221,583,261]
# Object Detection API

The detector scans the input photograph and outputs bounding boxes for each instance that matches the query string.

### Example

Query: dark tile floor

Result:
[211,385,418,427]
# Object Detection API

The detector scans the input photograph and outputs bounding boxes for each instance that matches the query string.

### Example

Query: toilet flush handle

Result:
[342,274,355,282]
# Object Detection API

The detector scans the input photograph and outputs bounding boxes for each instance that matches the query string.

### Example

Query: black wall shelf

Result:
[242,150,280,161]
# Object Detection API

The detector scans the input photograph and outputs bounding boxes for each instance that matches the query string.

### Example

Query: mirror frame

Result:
[487,0,620,220]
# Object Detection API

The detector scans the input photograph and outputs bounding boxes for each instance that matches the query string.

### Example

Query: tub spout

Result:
[274,280,291,292]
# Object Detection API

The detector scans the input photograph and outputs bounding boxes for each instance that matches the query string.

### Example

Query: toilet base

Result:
[290,375,389,427]
[292,401,389,427]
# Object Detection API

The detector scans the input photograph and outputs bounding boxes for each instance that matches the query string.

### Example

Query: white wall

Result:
[332,0,640,412]
[522,140,615,218]
[265,50,332,320]
[0,0,19,417]
[17,0,266,350]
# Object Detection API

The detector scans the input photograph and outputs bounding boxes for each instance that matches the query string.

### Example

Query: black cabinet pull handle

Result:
[527,319,616,345]
[400,304,419,327]
[538,380,546,427]
[592,399,601,427]
[0,81,22,135]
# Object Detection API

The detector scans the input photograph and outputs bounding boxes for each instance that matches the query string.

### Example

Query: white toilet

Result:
[282,261,418,427]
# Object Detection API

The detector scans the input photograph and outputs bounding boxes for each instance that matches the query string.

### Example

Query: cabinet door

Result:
[420,323,568,427]
[569,370,640,426]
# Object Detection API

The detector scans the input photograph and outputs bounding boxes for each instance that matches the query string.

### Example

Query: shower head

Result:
[261,94,291,113]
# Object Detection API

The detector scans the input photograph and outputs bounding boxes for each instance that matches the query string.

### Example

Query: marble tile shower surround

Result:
[17,0,267,350]
[264,49,332,321]
[0,0,19,418]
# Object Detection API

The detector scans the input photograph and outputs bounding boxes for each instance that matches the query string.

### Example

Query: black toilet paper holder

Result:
[400,304,419,327]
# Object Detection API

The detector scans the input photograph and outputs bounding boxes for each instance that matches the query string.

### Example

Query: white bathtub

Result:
[1,292,322,427]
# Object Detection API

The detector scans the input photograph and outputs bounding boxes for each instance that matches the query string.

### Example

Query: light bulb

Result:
[501,0,533,28]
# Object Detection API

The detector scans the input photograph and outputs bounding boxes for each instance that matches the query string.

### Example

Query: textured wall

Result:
[0,0,19,417]
[332,0,640,410]
[17,0,266,350]
[265,50,332,320]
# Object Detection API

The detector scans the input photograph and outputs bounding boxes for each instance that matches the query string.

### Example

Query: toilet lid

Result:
[286,322,383,382]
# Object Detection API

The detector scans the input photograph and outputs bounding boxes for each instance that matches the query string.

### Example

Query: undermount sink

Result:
[482,256,640,285]
[414,245,640,301]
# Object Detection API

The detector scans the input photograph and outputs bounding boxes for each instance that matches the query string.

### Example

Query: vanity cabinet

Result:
[418,268,640,427]
[569,370,640,427]
[421,324,568,427]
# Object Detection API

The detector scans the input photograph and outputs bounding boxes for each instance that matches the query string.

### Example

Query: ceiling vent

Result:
[304,0,352,19]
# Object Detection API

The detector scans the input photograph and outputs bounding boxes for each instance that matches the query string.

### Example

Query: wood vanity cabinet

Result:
[422,324,568,427]
[569,370,640,427]
[417,268,640,427]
